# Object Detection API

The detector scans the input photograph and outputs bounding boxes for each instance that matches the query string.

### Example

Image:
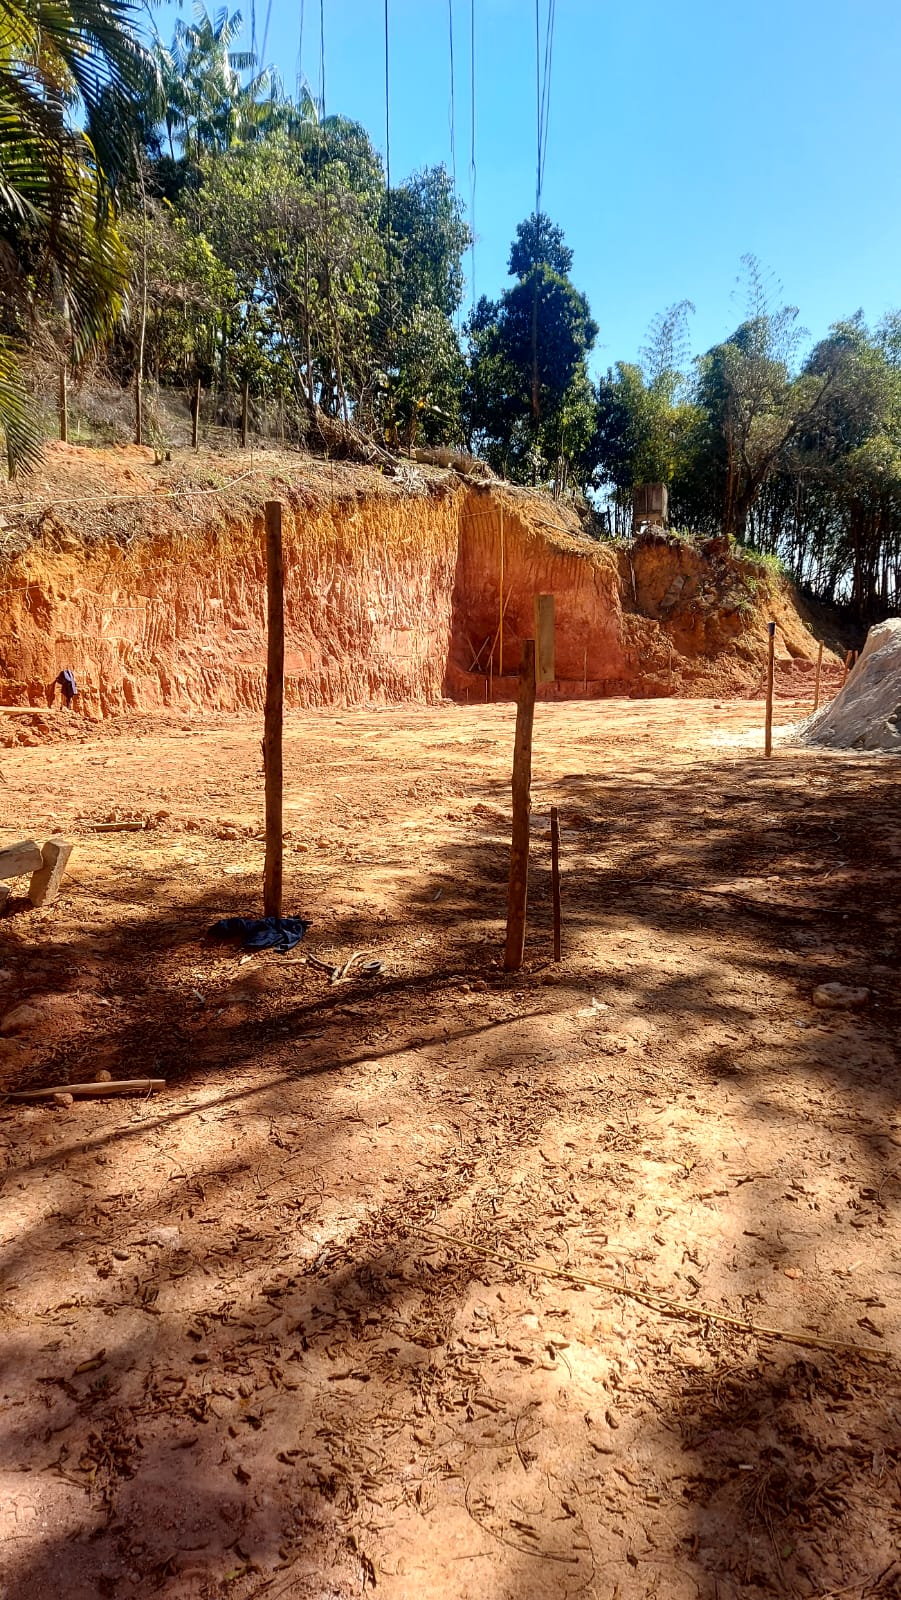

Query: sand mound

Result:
[801,617,901,751]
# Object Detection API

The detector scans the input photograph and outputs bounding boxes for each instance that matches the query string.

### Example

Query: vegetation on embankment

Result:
[0,446,845,727]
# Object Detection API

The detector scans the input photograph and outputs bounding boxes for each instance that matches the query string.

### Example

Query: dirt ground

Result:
[0,694,899,1600]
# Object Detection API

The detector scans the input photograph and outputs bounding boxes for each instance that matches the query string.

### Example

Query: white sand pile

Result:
[800,617,901,751]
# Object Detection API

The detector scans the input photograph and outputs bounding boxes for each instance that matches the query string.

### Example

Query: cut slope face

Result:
[802,617,901,751]
[0,444,841,722]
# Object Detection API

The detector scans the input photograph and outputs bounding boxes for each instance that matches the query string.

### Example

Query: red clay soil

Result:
[0,695,899,1600]
[0,445,845,728]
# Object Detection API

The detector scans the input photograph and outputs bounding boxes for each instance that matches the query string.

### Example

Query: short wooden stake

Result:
[764,620,776,758]
[489,650,493,703]
[813,639,823,710]
[582,642,588,694]
[192,377,201,449]
[842,648,852,685]
[263,500,284,918]
[503,639,537,972]
[550,805,561,962]
[241,379,249,449]
[58,364,68,443]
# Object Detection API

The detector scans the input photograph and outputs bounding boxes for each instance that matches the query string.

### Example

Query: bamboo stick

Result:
[551,805,561,962]
[263,501,284,919]
[764,621,776,757]
[9,1080,165,1100]
[503,640,537,972]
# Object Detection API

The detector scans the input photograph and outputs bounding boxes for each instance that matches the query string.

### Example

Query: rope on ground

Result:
[421,1225,891,1362]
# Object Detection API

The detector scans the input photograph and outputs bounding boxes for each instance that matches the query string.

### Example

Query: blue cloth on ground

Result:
[209,915,309,952]
[56,669,77,700]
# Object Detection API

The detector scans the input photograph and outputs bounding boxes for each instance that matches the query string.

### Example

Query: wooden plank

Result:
[0,840,43,879]
[503,640,537,972]
[263,500,285,919]
[9,1079,166,1101]
[28,837,73,907]
[534,594,555,684]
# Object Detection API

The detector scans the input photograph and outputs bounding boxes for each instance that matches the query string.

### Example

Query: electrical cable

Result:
[260,0,274,72]
[296,0,305,102]
[448,0,456,192]
[469,0,476,311]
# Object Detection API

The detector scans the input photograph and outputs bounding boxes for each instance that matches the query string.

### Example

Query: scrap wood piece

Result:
[0,839,43,878]
[329,950,382,984]
[91,820,146,833]
[8,1078,166,1101]
[28,837,73,907]
[421,1226,891,1363]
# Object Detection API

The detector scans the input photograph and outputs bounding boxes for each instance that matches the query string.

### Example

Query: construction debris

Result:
[801,616,901,750]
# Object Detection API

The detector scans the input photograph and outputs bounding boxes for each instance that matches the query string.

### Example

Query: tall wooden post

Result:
[192,377,201,450]
[503,639,537,972]
[241,380,249,449]
[263,501,284,919]
[498,506,504,678]
[813,638,823,711]
[58,364,68,443]
[550,805,561,963]
[764,620,776,758]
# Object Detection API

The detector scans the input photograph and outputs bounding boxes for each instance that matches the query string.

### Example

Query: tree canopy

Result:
[0,6,898,615]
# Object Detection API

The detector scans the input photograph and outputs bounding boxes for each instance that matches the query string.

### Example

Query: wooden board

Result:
[0,840,43,879]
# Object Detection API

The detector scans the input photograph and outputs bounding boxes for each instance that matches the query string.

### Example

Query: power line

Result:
[260,0,274,72]
[469,0,476,311]
[448,0,456,192]
[385,0,393,355]
[296,0,305,101]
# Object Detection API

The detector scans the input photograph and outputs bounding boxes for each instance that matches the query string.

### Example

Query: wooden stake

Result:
[192,377,201,449]
[58,363,68,443]
[764,620,776,758]
[503,639,537,972]
[263,501,284,918]
[550,804,561,963]
[489,650,493,703]
[842,648,852,684]
[241,380,249,449]
[582,641,588,694]
[813,638,823,710]
[498,505,504,677]
[9,1079,165,1101]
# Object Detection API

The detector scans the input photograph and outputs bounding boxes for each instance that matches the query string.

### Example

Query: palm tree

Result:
[0,0,153,469]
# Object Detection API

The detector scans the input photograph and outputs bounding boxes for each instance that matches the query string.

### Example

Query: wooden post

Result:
[764,620,776,758]
[135,366,143,447]
[263,501,284,919]
[498,506,504,677]
[842,648,852,684]
[489,650,493,703]
[813,638,823,710]
[192,377,201,449]
[58,364,68,443]
[550,805,561,962]
[582,641,588,694]
[503,639,537,972]
[241,380,249,449]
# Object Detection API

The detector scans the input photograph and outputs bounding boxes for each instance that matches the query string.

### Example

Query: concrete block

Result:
[27,837,74,907]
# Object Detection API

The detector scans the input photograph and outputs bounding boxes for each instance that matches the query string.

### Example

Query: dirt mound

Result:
[0,444,844,727]
[801,617,901,751]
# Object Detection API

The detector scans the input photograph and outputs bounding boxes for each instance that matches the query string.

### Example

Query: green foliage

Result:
[465,216,597,484]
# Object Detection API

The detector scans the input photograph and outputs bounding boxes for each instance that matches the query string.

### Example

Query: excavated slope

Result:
[0,444,841,722]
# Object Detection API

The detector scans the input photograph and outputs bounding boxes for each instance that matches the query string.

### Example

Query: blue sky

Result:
[150,0,901,376]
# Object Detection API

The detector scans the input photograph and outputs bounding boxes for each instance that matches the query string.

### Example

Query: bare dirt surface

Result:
[1,695,899,1600]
